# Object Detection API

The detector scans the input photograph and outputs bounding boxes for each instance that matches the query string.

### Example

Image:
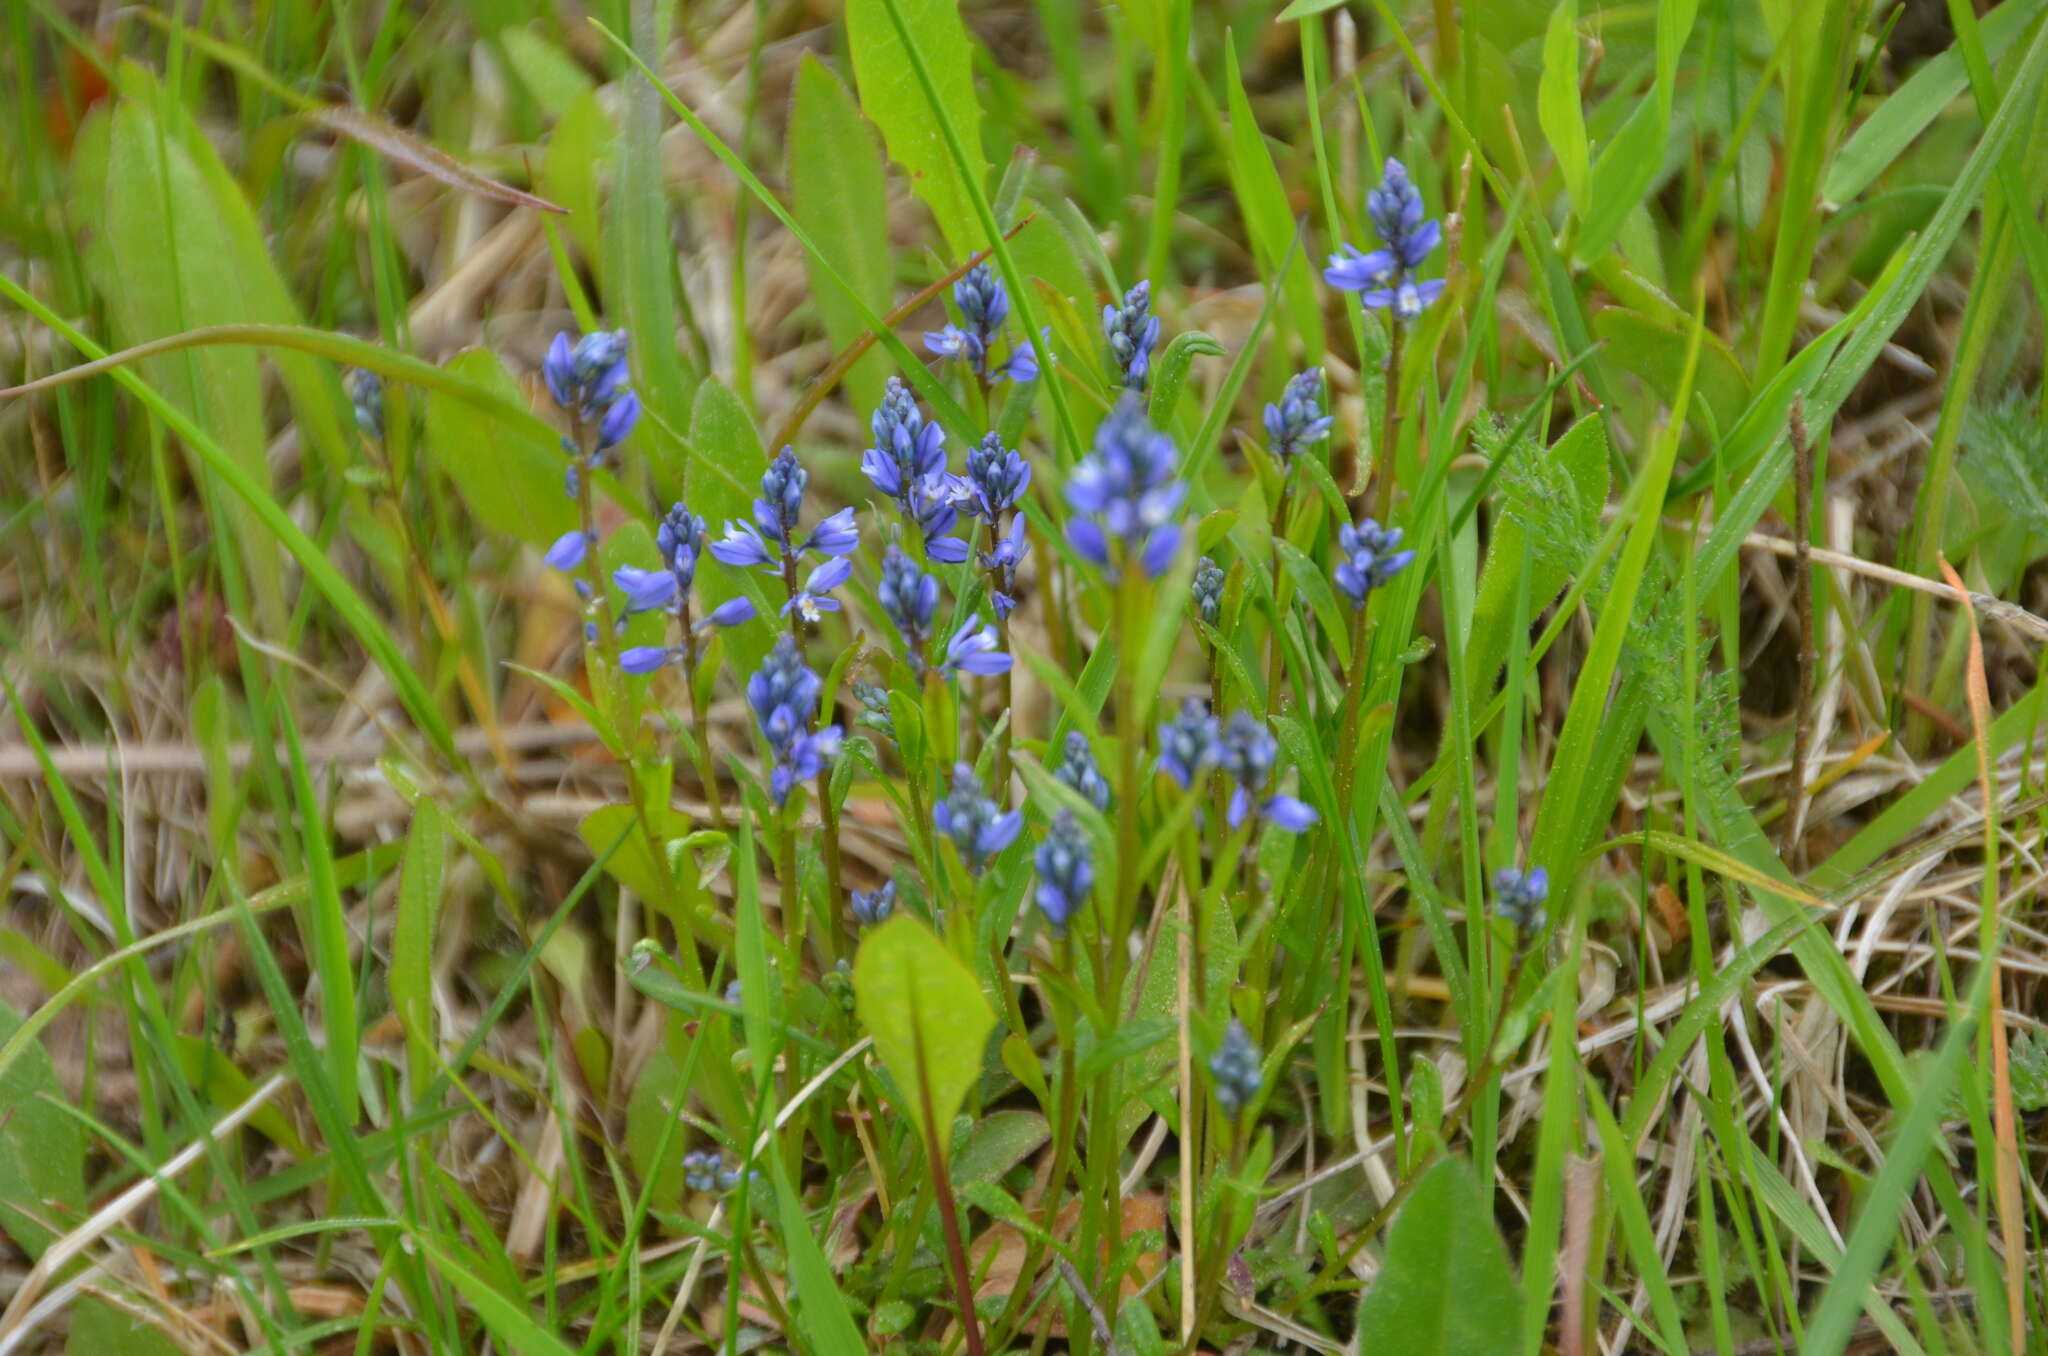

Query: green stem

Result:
[1371,317,1404,523]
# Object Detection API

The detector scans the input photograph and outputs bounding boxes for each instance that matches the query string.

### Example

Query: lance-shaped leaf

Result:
[853,916,994,1159]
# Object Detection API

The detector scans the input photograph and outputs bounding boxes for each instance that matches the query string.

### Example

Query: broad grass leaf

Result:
[1222,43,1322,364]
[392,800,447,1092]
[1538,0,1590,216]
[424,348,576,547]
[951,1110,1050,1187]
[765,1144,868,1349]
[412,1234,578,1356]
[1823,0,2048,207]
[65,1299,184,1356]
[847,0,986,259]
[790,55,893,416]
[688,379,781,678]
[494,26,596,120]
[98,96,283,621]
[167,1036,308,1157]
[1352,1157,1519,1353]
[853,915,995,1159]
[1592,307,1750,436]
[1150,330,1225,427]
[539,90,614,275]
[0,1003,86,1258]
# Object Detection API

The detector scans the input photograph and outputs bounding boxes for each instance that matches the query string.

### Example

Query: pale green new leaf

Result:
[853,916,995,1158]
[847,0,985,259]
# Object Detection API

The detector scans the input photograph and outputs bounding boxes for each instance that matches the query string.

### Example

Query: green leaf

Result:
[764,1138,868,1351]
[424,348,576,547]
[412,1233,579,1356]
[0,1003,87,1258]
[846,0,985,259]
[789,55,894,416]
[853,915,995,1158]
[950,1109,1050,1187]
[687,379,780,678]
[1538,0,1590,216]
[167,1036,308,1157]
[1592,307,1750,437]
[65,1299,185,1356]
[391,800,447,1093]
[1822,0,2048,206]
[578,803,696,918]
[1962,390,2048,537]
[1351,1158,1520,1352]
[495,25,595,119]
[1150,330,1226,427]
[1222,42,1322,364]
[97,95,283,620]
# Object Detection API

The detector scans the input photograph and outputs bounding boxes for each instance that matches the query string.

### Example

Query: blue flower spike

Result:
[1210,1018,1262,1116]
[1333,518,1416,608]
[1053,731,1112,813]
[1493,866,1550,936]
[747,636,842,806]
[1156,699,1222,791]
[934,761,1023,875]
[1103,280,1160,390]
[1263,368,1334,463]
[1033,810,1093,935]
[1066,395,1185,580]
[1218,712,1319,833]
[1323,159,1446,321]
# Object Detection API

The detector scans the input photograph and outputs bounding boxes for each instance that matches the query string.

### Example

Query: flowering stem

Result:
[1371,319,1404,524]
[1263,486,1290,717]
[679,605,728,835]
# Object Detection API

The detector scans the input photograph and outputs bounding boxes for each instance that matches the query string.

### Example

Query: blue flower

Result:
[1210,1018,1262,1115]
[1053,731,1111,812]
[613,564,678,616]
[879,545,941,662]
[934,761,1023,874]
[658,505,708,592]
[850,879,896,927]
[906,473,971,564]
[349,369,384,439]
[963,433,1031,522]
[1332,518,1416,607]
[683,1148,727,1193]
[1156,699,1221,790]
[1192,556,1225,627]
[941,616,1011,676]
[545,529,593,572]
[596,390,641,451]
[783,557,852,624]
[710,448,860,572]
[747,636,841,805]
[1324,159,1446,320]
[1263,368,1333,462]
[1065,395,1185,579]
[1102,280,1160,390]
[862,377,947,506]
[978,514,1030,620]
[544,329,634,424]
[923,263,1008,370]
[997,329,1046,383]
[1217,712,1319,833]
[1493,866,1550,935]
[1033,810,1092,933]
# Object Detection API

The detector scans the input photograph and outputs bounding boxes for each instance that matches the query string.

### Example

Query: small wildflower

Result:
[924,262,1008,372]
[747,636,842,806]
[1033,810,1092,934]
[710,448,860,572]
[963,433,1031,521]
[879,545,941,664]
[1324,159,1446,320]
[934,761,1023,874]
[1102,280,1160,390]
[1192,557,1225,627]
[1217,712,1319,833]
[782,556,853,624]
[1156,699,1221,790]
[999,329,1046,383]
[1053,731,1111,813]
[850,879,896,927]
[1210,1018,1262,1115]
[613,564,678,616]
[1262,368,1333,463]
[349,369,385,439]
[853,680,896,737]
[1332,518,1416,607]
[1493,866,1550,935]
[979,514,1030,620]
[905,473,972,564]
[1066,395,1185,579]
[941,616,1012,676]
[862,377,947,506]
[545,529,593,572]
[683,1148,726,1193]
[545,329,636,429]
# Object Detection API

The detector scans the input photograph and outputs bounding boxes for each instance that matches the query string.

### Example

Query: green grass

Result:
[4,1,2048,1353]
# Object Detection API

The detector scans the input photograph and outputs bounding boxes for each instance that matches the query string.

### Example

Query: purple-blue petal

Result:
[702,596,757,628]
[979,810,1024,856]
[619,645,674,674]
[1066,518,1109,566]
[1138,522,1182,578]
[545,529,591,571]
[1264,795,1320,832]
